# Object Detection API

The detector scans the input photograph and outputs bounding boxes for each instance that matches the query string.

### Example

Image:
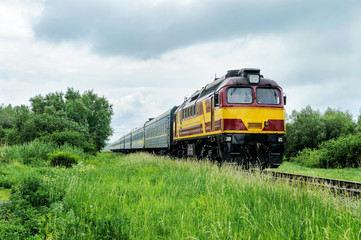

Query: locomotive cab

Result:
[214,69,286,167]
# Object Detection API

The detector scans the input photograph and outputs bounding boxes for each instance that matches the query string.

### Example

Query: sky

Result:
[0,0,360,142]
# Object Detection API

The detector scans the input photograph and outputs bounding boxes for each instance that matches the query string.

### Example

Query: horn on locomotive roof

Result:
[238,68,261,84]
[238,68,261,77]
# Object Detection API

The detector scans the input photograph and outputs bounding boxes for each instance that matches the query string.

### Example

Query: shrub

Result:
[11,176,64,208]
[48,152,80,168]
[0,141,89,165]
[285,106,357,158]
[0,176,66,239]
[290,148,323,168]
[290,133,361,168]
[39,130,97,154]
[317,133,361,168]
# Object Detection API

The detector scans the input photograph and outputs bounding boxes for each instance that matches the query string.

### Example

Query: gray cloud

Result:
[33,0,360,59]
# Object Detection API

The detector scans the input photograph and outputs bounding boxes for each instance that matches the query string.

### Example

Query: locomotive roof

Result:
[178,68,281,110]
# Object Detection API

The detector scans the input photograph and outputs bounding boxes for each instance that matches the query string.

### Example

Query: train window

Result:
[227,88,253,104]
[256,88,280,105]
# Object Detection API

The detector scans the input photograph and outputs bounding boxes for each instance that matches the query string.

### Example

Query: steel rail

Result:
[266,171,361,196]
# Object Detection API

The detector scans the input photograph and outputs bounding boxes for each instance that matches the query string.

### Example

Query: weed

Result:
[48,151,80,168]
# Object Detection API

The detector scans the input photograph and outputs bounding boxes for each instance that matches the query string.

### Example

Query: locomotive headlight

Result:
[264,121,269,127]
[248,74,260,84]
[278,137,285,143]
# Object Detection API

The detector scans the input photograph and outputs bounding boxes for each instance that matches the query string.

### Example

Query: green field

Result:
[273,161,361,182]
[0,152,360,239]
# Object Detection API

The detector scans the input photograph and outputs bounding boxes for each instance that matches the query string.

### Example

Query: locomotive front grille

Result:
[248,122,262,129]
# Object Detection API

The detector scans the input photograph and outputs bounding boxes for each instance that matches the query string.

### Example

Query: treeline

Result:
[285,106,361,168]
[0,88,113,154]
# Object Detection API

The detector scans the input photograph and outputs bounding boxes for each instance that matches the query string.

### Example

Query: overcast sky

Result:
[1,0,360,142]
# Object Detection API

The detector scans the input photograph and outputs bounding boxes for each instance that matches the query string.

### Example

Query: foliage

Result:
[285,106,357,158]
[357,108,361,132]
[48,151,80,168]
[0,141,88,166]
[0,175,66,239]
[290,133,361,168]
[39,130,96,153]
[0,104,14,130]
[285,106,325,158]
[0,88,113,153]
[322,108,356,139]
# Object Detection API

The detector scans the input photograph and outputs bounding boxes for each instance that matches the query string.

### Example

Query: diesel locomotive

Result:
[110,68,286,168]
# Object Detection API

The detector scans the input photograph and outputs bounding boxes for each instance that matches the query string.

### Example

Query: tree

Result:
[3,88,113,153]
[0,104,14,129]
[322,108,356,139]
[81,90,113,152]
[0,105,15,144]
[285,106,358,159]
[285,106,326,158]
[357,108,361,132]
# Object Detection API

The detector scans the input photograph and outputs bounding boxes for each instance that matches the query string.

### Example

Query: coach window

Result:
[227,88,253,104]
[256,88,280,105]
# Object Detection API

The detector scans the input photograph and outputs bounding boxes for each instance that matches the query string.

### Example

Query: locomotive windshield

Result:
[227,88,253,104]
[256,88,280,105]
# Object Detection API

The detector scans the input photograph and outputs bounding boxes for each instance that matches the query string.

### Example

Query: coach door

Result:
[211,96,215,132]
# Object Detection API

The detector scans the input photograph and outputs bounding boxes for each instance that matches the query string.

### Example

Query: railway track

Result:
[266,171,361,196]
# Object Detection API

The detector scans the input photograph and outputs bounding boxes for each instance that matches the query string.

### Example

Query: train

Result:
[110,68,286,168]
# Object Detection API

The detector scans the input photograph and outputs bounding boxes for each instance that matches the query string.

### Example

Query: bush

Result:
[290,148,323,168]
[0,176,67,239]
[317,133,361,168]
[39,130,97,154]
[48,152,80,168]
[290,133,361,168]
[0,141,89,165]
[12,176,64,208]
[285,106,357,158]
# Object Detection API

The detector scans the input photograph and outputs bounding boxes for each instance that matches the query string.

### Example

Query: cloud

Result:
[2,0,361,143]
[33,0,361,59]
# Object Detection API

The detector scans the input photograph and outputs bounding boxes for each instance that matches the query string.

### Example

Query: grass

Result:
[272,161,361,182]
[0,188,11,203]
[1,152,361,239]
[58,153,361,239]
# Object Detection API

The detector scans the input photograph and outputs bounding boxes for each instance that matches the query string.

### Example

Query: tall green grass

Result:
[0,141,88,165]
[1,152,360,239]
[54,153,361,239]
